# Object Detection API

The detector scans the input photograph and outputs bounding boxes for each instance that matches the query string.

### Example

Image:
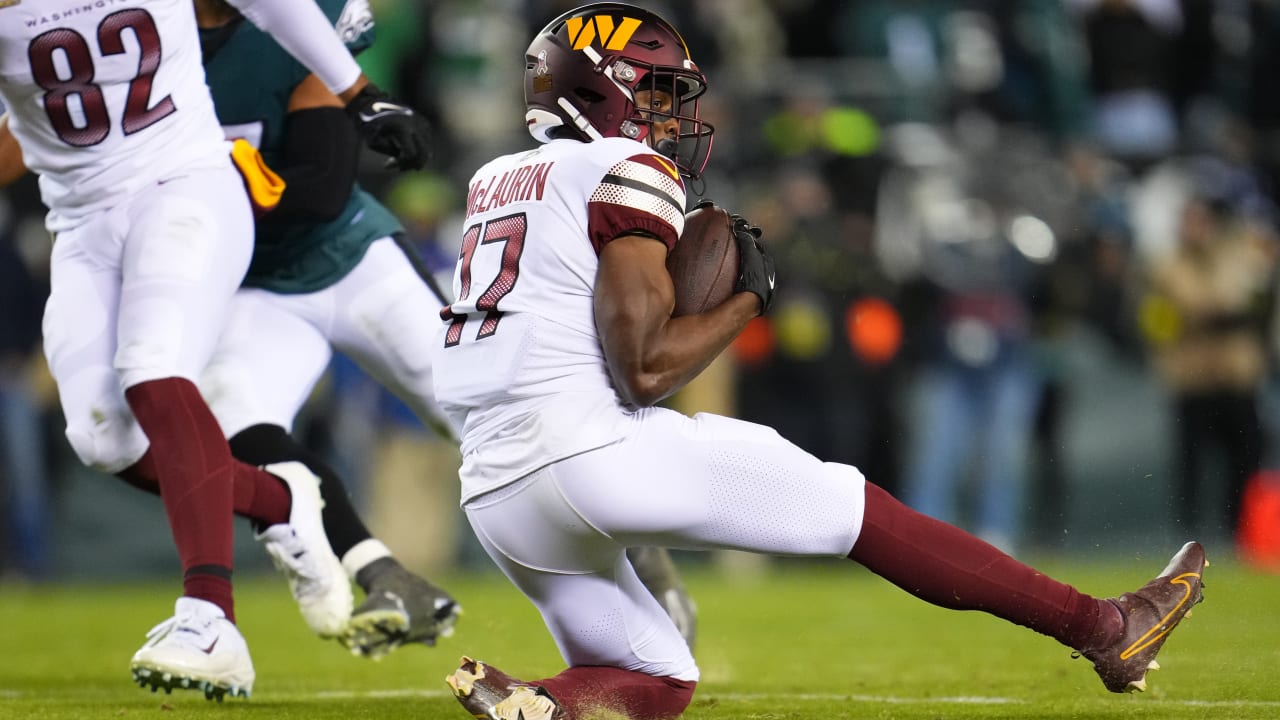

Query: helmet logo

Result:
[533,50,553,93]
[566,15,642,51]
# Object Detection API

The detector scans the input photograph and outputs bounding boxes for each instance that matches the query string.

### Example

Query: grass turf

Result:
[0,552,1276,719]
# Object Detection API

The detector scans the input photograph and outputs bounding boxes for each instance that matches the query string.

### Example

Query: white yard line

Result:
[306,688,1280,707]
[4,687,1276,709]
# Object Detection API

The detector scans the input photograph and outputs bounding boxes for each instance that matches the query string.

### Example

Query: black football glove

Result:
[731,214,776,315]
[344,83,432,171]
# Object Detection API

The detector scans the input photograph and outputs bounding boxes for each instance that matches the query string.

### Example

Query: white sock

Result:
[341,539,393,581]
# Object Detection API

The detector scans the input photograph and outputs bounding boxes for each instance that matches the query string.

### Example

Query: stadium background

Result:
[3,0,1280,585]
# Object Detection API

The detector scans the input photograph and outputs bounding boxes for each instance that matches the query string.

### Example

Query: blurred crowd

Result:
[6,0,1280,580]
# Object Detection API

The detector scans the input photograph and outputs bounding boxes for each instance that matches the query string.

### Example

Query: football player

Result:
[0,0,428,702]
[191,0,456,657]
[432,4,1207,719]
[188,0,695,658]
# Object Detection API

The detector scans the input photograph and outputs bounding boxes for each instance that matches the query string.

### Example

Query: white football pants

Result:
[43,163,254,472]
[463,407,867,682]
[200,237,455,441]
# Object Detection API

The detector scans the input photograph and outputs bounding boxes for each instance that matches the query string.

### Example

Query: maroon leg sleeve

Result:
[849,482,1120,652]
[125,377,239,621]
[119,450,291,529]
[534,667,696,720]
[232,464,292,528]
[117,450,159,492]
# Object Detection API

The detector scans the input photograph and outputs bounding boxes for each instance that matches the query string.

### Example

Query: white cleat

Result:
[129,597,254,701]
[256,461,354,638]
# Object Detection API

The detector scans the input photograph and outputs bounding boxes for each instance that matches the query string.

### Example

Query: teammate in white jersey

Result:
[0,0,432,701]
[435,5,1207,719]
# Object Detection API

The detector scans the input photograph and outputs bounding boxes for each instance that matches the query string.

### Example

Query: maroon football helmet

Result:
[524,2,714,179]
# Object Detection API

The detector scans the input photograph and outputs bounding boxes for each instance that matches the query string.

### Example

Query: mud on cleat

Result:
[129,597,255,701]
[344,566,461,660]
[446,656,563,720]
[1080,541,1207,693]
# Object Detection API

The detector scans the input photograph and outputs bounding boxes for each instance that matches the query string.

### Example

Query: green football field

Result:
[1,553,1276,720]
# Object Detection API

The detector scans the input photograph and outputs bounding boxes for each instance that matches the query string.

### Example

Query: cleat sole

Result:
[130,664,251,702]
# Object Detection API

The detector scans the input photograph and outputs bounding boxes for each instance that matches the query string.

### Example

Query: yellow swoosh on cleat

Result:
[1119,571,1201,660]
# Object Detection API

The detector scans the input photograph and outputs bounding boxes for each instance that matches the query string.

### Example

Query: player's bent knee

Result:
[649,677,697,720]
[65,420,149,475]
[666,676,698,706]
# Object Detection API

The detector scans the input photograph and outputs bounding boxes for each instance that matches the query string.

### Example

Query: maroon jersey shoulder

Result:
[587,152,687,254]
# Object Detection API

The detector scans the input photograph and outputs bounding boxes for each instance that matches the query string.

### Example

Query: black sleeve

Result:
[264,106,360,224]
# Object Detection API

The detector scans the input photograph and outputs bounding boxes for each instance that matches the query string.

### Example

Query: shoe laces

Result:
[143,617,177,643]
[263,527,330,598]
[143,612,212,650]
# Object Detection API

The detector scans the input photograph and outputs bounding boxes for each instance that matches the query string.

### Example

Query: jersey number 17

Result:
[441,212,528,347]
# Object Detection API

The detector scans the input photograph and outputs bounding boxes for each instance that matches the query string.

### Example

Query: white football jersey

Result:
[0,0,228,231]
[432,137,687,501]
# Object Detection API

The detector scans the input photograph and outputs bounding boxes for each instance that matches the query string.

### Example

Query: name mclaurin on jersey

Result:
[466,162,556,219]
[24,0,134,25]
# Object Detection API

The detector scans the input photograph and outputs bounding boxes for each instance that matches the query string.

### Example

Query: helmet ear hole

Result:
[573,87,607,105]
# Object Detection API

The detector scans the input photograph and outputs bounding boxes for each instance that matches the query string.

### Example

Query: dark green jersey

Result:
[199,0,403,294]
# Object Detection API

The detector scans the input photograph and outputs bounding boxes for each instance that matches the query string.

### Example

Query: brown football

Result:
[666,202,739,316]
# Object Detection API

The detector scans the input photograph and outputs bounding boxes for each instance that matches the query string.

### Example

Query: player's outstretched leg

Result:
[1078,541,1206,692]
[130,597,254,701]
[254,461,354,638]
[627,546,697,650]
[850,482,1206,694]
[345,555,461,659]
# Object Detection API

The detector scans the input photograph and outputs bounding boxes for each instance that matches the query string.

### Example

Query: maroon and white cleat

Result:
[446,656,563,720]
